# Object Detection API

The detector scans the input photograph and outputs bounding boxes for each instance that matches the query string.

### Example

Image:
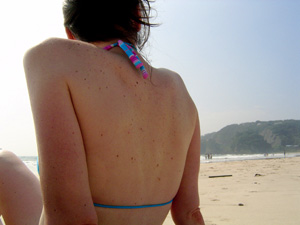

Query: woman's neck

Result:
[90,39,136,49]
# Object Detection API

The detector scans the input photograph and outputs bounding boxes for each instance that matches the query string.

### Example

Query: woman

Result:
[0,0,205,224]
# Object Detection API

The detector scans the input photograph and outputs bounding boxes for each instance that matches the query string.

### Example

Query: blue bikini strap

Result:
[93,199,173,209]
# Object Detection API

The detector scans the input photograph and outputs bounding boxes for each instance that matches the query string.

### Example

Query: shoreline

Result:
[201,153,300,164]
[19,151,300,162]
[200,152,300,164]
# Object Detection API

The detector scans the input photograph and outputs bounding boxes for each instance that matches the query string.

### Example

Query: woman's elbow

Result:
[189,208,205,225]
[172,207,205,225]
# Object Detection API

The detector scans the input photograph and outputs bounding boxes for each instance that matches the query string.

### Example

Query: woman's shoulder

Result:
[23,38,103,79]
[24,38,94,63]
[154,67,197,113]
[25,37,94,52]
[153,68,183,87]
[154,68,190,95]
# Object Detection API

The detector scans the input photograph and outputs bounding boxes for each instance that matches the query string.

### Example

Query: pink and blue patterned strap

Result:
[103,40,149,79]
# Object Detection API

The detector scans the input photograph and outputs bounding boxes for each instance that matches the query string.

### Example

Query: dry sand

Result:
[1,157,298,225]
[164,157,300,225]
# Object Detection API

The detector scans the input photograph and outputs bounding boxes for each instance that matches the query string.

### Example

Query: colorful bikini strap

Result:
[103,40,149,79]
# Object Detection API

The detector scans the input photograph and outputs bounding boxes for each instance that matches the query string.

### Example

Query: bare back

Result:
[24,38,200,225]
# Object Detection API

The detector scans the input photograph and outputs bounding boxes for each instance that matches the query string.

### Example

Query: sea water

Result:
[19,156,38,174]
[201,152,300,163]
[20,152,300,173]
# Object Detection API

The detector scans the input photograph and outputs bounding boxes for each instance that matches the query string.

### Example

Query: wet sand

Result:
[164,157,300,225]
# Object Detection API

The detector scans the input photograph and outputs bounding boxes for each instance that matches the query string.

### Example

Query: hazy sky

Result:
[0,0,299,156]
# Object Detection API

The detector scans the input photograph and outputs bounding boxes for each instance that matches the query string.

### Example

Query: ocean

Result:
[20,152,300,173]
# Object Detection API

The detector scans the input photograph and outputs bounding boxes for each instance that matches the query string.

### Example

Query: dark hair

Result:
[63,0,156,50]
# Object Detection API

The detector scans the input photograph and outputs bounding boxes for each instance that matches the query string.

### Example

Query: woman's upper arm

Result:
[171,114,203,224]
[24,40,98,225]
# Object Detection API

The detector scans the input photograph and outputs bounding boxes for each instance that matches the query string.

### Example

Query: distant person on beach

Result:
[0,0,204,224]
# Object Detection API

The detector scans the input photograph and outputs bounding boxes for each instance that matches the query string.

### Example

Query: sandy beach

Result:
[164,157,300,225]
[1,157,299,225]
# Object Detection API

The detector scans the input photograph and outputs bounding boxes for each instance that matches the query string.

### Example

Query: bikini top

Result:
[103,40,149,79]
[38,41,173,209]
[93,41,173,209]
[94,200,173,209]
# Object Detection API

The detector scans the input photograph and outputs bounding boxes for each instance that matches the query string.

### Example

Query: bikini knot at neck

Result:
[103,40,149,79]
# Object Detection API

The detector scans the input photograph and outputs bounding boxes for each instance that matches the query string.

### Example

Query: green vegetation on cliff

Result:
[201,120,300,154]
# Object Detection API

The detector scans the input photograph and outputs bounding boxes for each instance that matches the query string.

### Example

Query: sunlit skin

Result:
[0,4,204,225]
[22,33,204,224]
